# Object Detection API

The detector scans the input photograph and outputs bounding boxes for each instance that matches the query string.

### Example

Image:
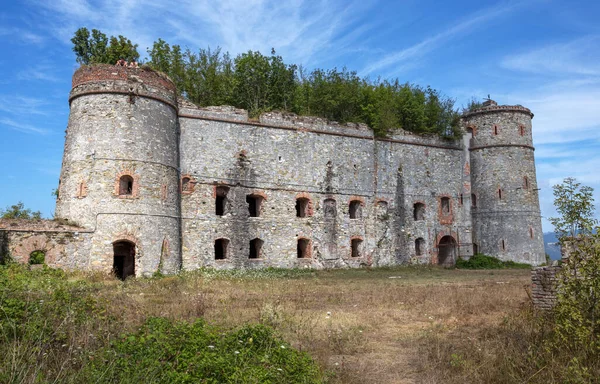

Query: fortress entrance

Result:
[113,241,135,280]
[437,236,456,266]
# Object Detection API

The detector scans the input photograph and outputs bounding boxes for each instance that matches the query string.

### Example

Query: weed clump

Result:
[456,253,531,269]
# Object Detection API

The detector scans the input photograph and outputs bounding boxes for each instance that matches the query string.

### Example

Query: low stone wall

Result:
[531,265,561,310]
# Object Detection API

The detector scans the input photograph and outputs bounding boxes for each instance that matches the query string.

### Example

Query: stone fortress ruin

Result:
[0,64,546,278]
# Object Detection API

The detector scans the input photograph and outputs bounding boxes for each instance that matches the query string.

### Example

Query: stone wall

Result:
[178,105,472,270]
[0,219,92,269]
[531,265,561,310]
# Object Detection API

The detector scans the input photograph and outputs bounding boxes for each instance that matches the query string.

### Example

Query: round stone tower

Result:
[463,100,545,265]
[55,64,181,277]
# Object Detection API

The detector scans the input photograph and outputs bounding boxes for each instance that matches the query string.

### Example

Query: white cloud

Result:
[0,118,51,134]
[30,0,376,65]
[501,35,600,76]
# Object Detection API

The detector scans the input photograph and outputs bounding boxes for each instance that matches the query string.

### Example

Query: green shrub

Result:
[84,317,324,383]
[28,250,45,265]
[455,254,531,269]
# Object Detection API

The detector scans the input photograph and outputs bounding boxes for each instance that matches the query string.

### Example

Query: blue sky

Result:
[1,0,599,232]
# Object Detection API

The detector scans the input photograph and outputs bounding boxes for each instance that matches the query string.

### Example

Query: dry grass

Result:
[82,267,532,384]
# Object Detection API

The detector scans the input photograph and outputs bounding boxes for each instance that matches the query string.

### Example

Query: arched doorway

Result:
[113,240,135,280]
[437,235,456,266]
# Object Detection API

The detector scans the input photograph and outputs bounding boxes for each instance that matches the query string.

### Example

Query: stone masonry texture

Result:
[1,66,546,276]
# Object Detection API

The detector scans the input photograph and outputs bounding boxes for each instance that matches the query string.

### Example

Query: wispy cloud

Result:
[0,95,52,116]
[502,35,600,76]
[0,118,50,134]
[17,64,61,82]
[360,2,520,76]
[29,0,376,66]
[0,27,45,44]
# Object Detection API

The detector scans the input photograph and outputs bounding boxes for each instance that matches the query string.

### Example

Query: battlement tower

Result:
[463,100,545,264]
[55,65,181,277]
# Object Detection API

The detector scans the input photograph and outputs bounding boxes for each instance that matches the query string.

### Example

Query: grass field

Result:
[2,265,535,383]
[98,267,533,383]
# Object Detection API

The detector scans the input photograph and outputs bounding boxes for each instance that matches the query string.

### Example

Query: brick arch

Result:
[295,192,314,217]
[11,234,57,265]
[180,174,196,194]
[114,169,140,198]
[296,237,312,259]
[466,125,477,136]
[433,231,458,265]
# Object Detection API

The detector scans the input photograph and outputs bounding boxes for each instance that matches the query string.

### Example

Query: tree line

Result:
[71,27,463,138]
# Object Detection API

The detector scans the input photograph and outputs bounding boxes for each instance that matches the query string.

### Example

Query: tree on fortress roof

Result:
[71,27,139,65]
[72,28,462,139]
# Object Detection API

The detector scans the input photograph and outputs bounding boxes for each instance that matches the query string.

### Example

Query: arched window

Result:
[413,203,425,221]
[471,193,477,208]
[415,238,425,256]
[297,238,311,258]
[29,250,45,265]
[441,197,450,215]
[351,238,363,258]
[296,197,310,218]
[246,194,264,217]
[216,186,229,216]
[181,177,191,193]
[215,238,229,260]
[249,238,263,259]
[119,175,134,196]
[349,200,362,219]
[323,198,336,218]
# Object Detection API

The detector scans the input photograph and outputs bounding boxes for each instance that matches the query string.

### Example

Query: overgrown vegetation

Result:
[0,201,41,220]
[71,27,464,138]
[455,253,531,269]
[0,264,324,383]
[418,177,600,383]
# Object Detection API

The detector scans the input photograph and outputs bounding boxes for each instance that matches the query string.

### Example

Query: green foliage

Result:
[0,264,323,383]
[455,253,531,269]
[462,98,484,113]
[71,27,139,65]
[28,250,45,265]
[549,177,597,240]
[85,318,323,383]
[145,33,461,138]
[554,232,600,355]
[0,201,42,219]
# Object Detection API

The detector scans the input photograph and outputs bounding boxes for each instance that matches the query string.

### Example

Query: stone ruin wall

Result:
[0,219,93,269]
[178,103,472,270]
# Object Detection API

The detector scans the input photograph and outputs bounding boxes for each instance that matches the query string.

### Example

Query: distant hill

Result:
[544,232,561,260]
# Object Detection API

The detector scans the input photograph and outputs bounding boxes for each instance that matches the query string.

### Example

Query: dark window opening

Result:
[216,186,229,216]
[498,188,503,200]
[415,238,425,256]
[214,238,229,260]
[113,241,135,280]
[524,176,529,190]
[182,177,191,192]
[501,239,506,251]
[297,238,310,258]
[246,194,264,217]
[529,227,534,239]
[296,198,310,218]
[473,243,479,255]
[29,250,45,265]
[471,193,477,208]
[119,175,133,196]
[249,238,263,259]
[441,197,450,215]
[438,236,456,266]
[459,194,464,205]
[349,200,362,219]
[493,125,499,135]
[413,203,425,221]
[351,238,363,258]
[324,198,337,219]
